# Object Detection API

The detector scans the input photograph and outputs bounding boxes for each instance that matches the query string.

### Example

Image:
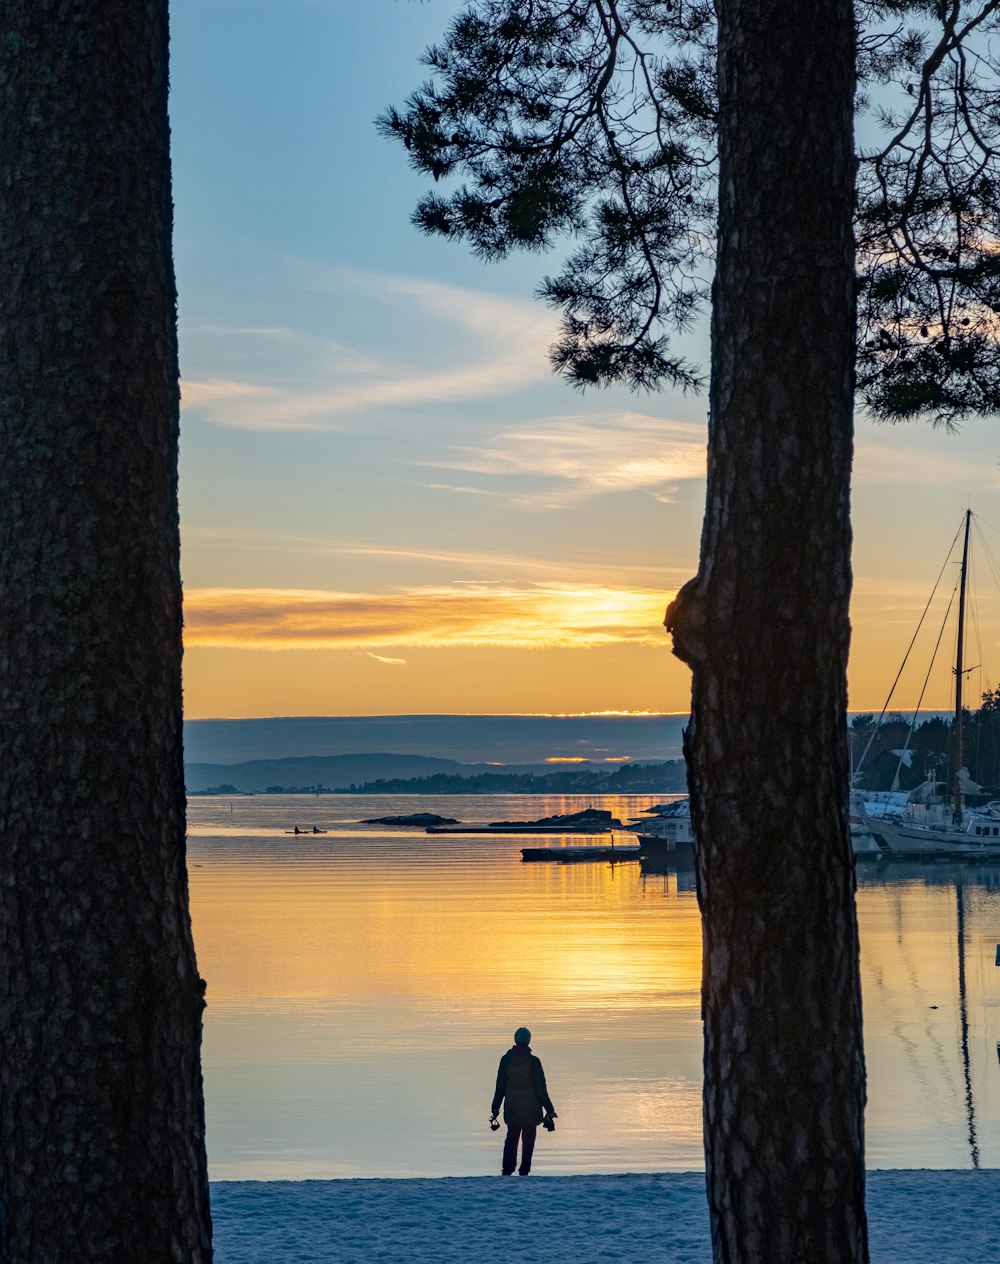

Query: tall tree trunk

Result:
[666,2,867,1261]
[0,3,213,1260]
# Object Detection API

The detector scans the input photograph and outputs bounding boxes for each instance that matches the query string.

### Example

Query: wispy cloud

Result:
[180,527,686,587]
[180,272,557,431]
[433,413,706,504]
[421,482,500,497]
[855,433,1000,486]
[366,652,408,666]
[181,379,277,406]
[183,583,672,651]
[183,325,298,339]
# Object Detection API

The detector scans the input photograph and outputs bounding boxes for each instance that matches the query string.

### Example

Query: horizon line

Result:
[183,709,685,722]
[183,707,953,722]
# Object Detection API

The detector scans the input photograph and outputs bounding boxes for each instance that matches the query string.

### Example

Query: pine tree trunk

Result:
[666,1,867,1260]
[0,3,213,1260]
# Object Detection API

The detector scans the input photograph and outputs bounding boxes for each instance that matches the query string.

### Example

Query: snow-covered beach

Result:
[212,1170,1000,1263]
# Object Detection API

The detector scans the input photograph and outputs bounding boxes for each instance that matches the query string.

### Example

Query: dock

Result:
[426,824,634,835]
[854,849,1000,864]
[520,844,641,862]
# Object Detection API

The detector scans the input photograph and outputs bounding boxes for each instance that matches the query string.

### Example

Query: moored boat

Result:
[630,796,879,857]
[859,510,1000,859]
[625,799,695,858]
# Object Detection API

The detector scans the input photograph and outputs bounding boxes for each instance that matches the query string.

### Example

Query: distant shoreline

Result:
[188,759,688,797]
[183,713,690,768]
[188,786,683,797]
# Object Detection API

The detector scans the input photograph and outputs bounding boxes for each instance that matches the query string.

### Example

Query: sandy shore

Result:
[211,1170,1000,1263]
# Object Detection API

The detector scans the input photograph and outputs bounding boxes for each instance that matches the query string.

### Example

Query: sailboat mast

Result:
[954,509,972,824]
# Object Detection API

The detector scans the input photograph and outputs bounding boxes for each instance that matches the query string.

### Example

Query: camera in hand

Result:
[542,1116,555,1132]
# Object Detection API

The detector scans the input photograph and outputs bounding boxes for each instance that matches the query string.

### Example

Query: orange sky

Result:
[171,4,1000,723]
[181,510,1000,718]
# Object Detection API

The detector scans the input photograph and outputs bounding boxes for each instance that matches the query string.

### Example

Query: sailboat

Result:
[861,510,1000,858]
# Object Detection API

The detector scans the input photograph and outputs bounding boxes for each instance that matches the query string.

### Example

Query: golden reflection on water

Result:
[189,793,704,1177]
[195,857,701,1003]
[188,795,1000,1177]
[191,797,702,1009]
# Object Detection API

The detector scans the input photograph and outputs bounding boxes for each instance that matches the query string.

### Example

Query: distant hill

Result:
[183,713,688,766]
[186,753,471,793]
[185,751,687,794]
[183,714,690,794]
[342,761,688,796]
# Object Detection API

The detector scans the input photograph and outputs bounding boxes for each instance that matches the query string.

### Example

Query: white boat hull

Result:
[862,812,1000,857]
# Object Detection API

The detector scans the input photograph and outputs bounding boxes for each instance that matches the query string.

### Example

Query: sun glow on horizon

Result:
[183,584,673,651]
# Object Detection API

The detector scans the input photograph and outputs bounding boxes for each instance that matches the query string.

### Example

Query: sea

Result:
[188,792,1000,1179]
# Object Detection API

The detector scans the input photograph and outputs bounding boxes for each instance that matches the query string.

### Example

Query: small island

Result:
[361,813,460,826]
[425,808,625,834]
[488,808,624,831]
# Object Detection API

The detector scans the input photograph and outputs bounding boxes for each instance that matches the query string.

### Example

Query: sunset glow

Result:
[171,1,1000,721]
[183,584,671,652]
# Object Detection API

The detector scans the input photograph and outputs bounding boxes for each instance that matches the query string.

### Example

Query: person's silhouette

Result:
[490,1026,556,1175]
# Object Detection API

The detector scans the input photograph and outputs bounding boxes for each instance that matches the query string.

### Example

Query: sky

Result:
[170,0,1000,721]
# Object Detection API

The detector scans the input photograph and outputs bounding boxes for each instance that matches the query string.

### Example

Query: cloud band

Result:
[184,583,671,651]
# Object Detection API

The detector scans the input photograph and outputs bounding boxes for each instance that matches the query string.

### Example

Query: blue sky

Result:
[169,0,1000,719]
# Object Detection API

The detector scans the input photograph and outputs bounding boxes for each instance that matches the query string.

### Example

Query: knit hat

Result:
[514,1026,531,1045]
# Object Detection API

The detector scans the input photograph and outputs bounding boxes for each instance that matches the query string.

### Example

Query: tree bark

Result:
[666,1,867,1261]
[0,3,212,1260]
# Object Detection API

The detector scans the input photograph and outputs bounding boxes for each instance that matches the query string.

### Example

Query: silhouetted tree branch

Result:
[380,0,1000,423]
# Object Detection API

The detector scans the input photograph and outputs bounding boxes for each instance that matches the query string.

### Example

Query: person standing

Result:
[490,1027,556,1176]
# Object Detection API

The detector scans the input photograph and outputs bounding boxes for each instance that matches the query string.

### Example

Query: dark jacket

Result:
[491,1045,555,1128]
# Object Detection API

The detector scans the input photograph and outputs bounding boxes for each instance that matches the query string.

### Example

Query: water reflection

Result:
[956,881,980,1168]
[856,861,1000,1170]
[188,795,1000,1177]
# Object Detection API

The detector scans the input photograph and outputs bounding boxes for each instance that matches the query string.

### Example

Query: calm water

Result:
[188,793,1000,1177]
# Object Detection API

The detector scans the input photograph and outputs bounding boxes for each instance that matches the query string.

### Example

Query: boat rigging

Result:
[860,509,1000,858]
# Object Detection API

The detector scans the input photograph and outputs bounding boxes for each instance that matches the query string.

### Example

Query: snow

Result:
[211,1170,1000,1263]
[860,790,911,814]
